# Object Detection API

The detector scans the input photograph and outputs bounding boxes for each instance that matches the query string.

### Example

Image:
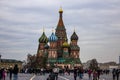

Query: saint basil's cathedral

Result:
[36,8,81,68]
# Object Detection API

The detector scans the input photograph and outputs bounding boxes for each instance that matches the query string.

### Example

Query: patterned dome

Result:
[62,41,69,48]
[71,32,78,40]
[39,32,48,43]
[49,32,58,42]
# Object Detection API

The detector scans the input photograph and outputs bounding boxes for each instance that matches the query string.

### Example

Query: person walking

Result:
[73,67,78,80]
[47,71,55,80]
[112,69,116,80]
[53,66,59,80]
[13,64,19,80]
[78,67,84,80]
[9,66,13,80]
[93,70,97,80]
[0,68,2,80]
[2,68,6,80]
[88,69,92,80]
[97,69,101,80]
[116,69,120,80]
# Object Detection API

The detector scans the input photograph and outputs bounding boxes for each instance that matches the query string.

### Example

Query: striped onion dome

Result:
[62,41,70,48]
[39,32,48,43]
[71,31,78,41]
[49,32,58,42]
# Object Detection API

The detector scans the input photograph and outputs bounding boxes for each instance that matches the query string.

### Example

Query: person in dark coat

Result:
[73,67,78,80]
[9,66,13,80]
[116,69,120,80]
[13,64,19,80]
[112,69,116,80]
[97,69,101,79]
[0,68,2,80]
[47,72,55,80]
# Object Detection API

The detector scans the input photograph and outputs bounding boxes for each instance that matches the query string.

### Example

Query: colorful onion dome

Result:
[49,32,58,42]
[39,32,48,43]
[71,31,78,40]
[44,44,49,49]
[62,41,70,48]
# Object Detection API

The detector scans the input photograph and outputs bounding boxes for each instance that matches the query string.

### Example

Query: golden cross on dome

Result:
[59,6,63,12]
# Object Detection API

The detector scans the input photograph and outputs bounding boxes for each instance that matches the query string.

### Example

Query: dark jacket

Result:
[13,65,19,75]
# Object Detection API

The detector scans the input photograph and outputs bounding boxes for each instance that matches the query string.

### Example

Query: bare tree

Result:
[89,59,99,70]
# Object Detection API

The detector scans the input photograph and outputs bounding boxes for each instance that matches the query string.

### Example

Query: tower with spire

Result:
[36,8,81,68]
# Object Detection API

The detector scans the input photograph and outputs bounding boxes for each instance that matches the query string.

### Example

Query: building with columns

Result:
[36,8,81,68]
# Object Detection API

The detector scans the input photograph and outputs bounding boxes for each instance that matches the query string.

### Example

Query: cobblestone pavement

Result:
[5,73,33,80]
[4,73,119,80]
[60,73,114,80]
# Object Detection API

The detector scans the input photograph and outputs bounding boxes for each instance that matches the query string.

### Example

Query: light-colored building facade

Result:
[99,62,120,70]
[0,59,23,70]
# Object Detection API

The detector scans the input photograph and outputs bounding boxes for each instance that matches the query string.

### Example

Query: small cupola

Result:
[71,31,78,41]
[49,32,58,42]
[39,32,48,43]
[62,39,69,48]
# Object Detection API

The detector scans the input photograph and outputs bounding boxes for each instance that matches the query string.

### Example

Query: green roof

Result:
[70,45,80,50]
[47,57,81,64]
[63,52,69,55]
[57,58,65,62]
[48,58,57,63]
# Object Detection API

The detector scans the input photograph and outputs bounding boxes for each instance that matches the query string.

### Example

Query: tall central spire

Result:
[57,7,65,27]
[55,8,68,58]
[55,8,67,39]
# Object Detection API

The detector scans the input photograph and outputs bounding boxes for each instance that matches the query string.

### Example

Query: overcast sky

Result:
[0,0,120,63]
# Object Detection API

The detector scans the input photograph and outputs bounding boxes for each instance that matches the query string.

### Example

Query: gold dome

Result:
[63,42,69,48]
[59,7,63,13]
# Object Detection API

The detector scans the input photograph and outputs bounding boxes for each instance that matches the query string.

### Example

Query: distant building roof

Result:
[0,59,23,63]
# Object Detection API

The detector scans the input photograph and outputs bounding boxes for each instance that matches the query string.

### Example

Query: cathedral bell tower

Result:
[55,8,68,58]
[70,31,80,59]
[37,29,48,57]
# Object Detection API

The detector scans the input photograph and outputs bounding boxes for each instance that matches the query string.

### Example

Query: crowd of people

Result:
[45,67,119,80]
[0,64,19,80]
[0,65,120,80]
[22,66,115,80]
[73,67,120,80]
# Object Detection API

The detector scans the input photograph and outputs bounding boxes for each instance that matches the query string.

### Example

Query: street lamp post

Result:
[0,54,1,63]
